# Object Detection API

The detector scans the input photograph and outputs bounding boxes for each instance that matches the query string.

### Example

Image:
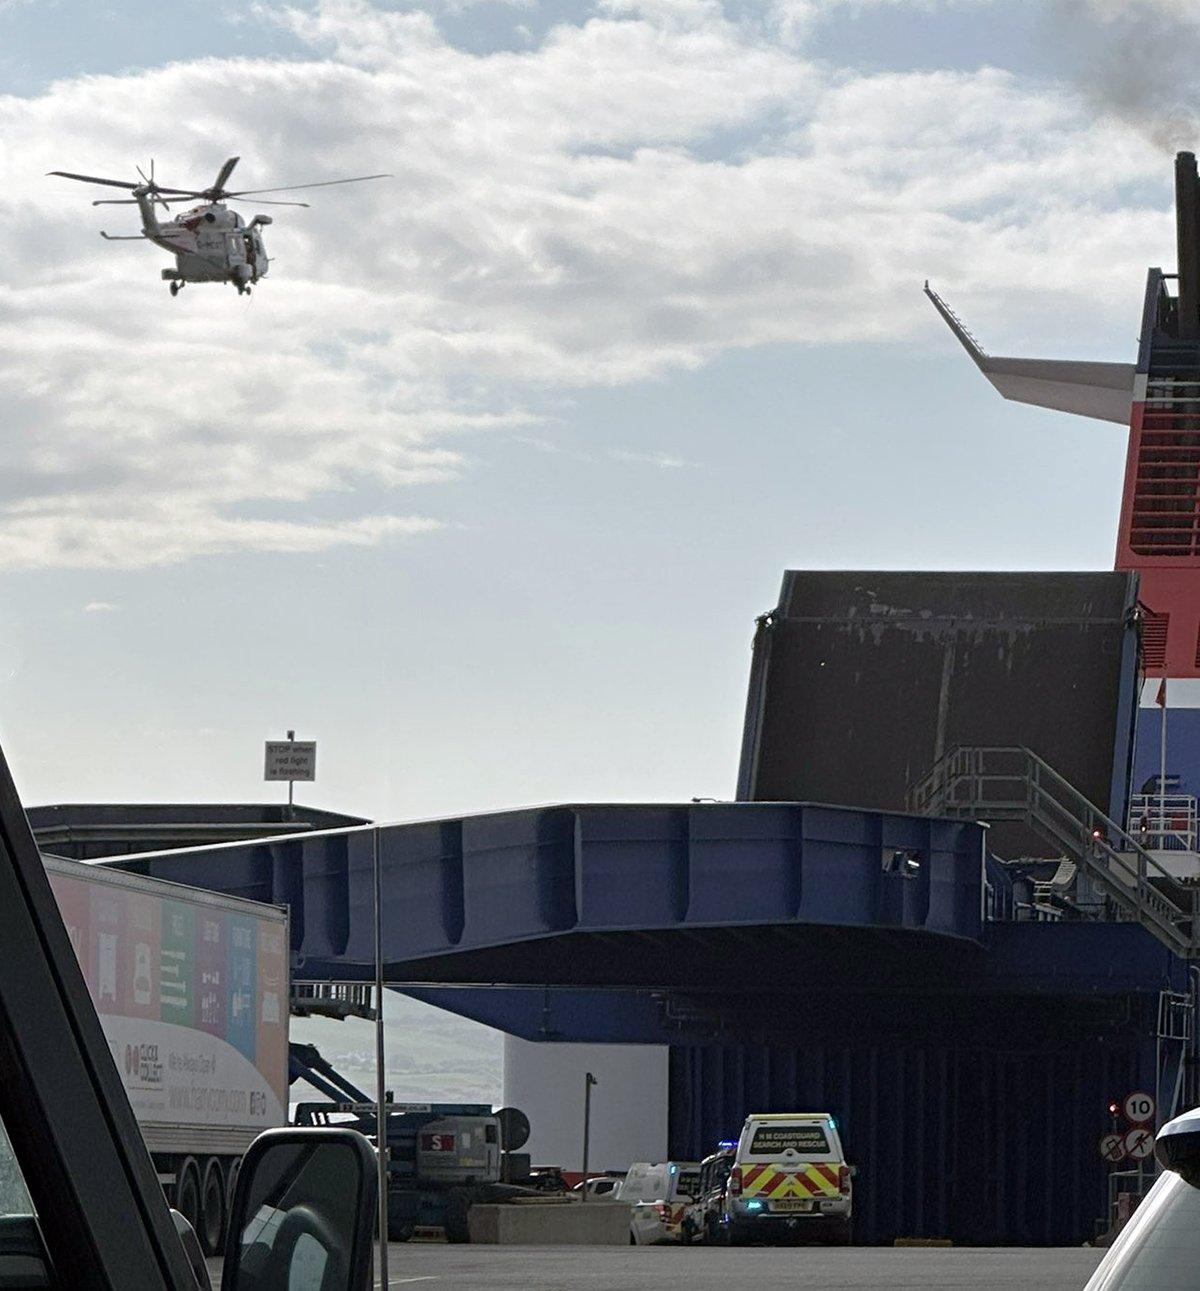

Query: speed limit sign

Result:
[1124,1092,1155,1125]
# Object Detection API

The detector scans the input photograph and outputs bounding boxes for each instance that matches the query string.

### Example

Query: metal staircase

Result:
[908,746,1200,958]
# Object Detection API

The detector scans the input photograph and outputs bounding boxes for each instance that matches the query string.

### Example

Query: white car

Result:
[573,1176,623,1200]
[619,1161,702,1244]
[1084,1107,1200,1288]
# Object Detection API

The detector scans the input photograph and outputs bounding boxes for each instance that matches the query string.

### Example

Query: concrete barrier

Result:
[468,1202,631,1245]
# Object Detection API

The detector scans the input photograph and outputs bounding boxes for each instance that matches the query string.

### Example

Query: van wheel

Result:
[199,1158,226,1256]
[828,1219,852,1246]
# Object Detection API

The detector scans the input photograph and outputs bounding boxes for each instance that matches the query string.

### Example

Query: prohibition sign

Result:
[1100,1132,1127,1165]
[1124,1126,1155,1162]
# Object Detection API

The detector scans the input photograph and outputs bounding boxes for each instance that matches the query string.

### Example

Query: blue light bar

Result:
[717,1140,736,1150]
[746,1200,764,1211]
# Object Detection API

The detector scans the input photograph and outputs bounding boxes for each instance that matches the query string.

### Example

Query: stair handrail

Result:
[908,745,1198,954]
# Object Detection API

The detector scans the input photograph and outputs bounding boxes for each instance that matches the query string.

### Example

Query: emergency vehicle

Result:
[686,1145,736,1243]
[719,1113,853,1244]
[619,1161,702,1244]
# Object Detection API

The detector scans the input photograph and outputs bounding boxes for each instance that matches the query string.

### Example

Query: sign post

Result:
[264,730,316,814]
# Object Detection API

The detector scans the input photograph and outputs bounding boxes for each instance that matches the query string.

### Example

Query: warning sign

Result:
[1124,1127,1155,1162]
[1100,1132,1127,1165]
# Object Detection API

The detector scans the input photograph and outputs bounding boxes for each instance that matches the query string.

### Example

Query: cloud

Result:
[83,601,118,613]
[0,0,1178,570]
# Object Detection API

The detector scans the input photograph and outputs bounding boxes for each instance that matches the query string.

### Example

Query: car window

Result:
[677,1169,702,1199]
[618,1164,670,1202]
[0,1118,32,1218]
[747,1124,831,1157]
[1087,1170,1200,1290]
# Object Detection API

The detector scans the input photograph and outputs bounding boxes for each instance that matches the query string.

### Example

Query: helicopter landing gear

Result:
[168,280,183,297]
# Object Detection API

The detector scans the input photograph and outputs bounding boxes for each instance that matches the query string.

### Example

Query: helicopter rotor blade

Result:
[92,195,197,206]
[225,173,392,197]
[48,170,139,190]
[206,156,240,197]
[224,196,310,207]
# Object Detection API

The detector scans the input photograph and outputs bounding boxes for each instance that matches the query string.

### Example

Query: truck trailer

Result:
[43,853,289,1256]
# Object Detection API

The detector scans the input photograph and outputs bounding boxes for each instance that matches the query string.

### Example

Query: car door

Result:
[0,738,201,1287]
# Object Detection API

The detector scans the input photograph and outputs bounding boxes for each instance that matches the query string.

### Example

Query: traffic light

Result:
[1108,1100,1121,1118]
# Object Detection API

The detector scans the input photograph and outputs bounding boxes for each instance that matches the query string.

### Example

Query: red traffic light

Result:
[1108,1101,1120,1116]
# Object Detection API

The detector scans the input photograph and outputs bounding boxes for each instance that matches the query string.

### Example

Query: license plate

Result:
[769,1198,813,1213]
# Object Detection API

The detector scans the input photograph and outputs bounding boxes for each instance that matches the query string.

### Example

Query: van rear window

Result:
[677,1170,702,1198]
[749,1125,830,1155]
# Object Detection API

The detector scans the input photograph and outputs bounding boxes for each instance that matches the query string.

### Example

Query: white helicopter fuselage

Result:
[133,187,270,293]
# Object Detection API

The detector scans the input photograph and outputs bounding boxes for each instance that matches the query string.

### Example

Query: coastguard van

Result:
[722,1113,853,1244]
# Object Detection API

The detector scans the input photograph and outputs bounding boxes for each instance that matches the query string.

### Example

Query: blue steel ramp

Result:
[105,802,986,984]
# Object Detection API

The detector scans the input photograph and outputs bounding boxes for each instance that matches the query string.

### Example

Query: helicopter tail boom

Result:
[130,185,163,237]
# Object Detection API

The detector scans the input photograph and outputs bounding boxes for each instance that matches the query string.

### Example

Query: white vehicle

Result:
[721,1113,853,1245]
[574,1175,624,1200]
[1085,1107,1200,1288]
[619,1160,702,1244]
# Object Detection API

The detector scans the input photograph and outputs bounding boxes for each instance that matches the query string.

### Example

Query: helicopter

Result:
[48,157,390,296]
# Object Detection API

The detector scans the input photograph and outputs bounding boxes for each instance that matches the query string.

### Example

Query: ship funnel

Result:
[1175,151,1200,339]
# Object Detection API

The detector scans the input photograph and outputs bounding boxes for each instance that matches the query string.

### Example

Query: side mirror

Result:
[1156,1108,1200,1187]
[170,1210,212,1290]
[848,1165,858,1179]
[222,1127,378,1290]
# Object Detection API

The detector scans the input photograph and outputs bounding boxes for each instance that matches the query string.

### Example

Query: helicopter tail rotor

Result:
[135,159,172,214]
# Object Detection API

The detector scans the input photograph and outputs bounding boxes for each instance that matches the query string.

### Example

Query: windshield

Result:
[618,1165,672,1203]
[1086,1171,1200,1290]
[0,1118,31,1218]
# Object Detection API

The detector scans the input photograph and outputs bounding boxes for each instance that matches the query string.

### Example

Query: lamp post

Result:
[373,827,388,1287]
[581,1072,598,1201]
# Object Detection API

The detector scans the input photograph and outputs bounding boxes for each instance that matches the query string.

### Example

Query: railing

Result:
[290,981,378,1020]
[1129,794,1198,852]
[908,747,1199,957]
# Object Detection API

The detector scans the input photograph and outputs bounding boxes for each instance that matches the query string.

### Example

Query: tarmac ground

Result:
[213,1241,1108,1290]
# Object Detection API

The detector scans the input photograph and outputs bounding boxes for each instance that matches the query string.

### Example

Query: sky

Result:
[1,0,1198,827]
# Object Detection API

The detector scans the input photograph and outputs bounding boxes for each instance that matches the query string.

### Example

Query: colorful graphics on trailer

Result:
[44,855,288,1138]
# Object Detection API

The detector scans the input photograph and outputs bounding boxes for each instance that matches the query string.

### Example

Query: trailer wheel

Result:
[174,1158,202,1238]
[225,1155,241,1207]
[444,1190,471,1244]
[199,1157,227,1256]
